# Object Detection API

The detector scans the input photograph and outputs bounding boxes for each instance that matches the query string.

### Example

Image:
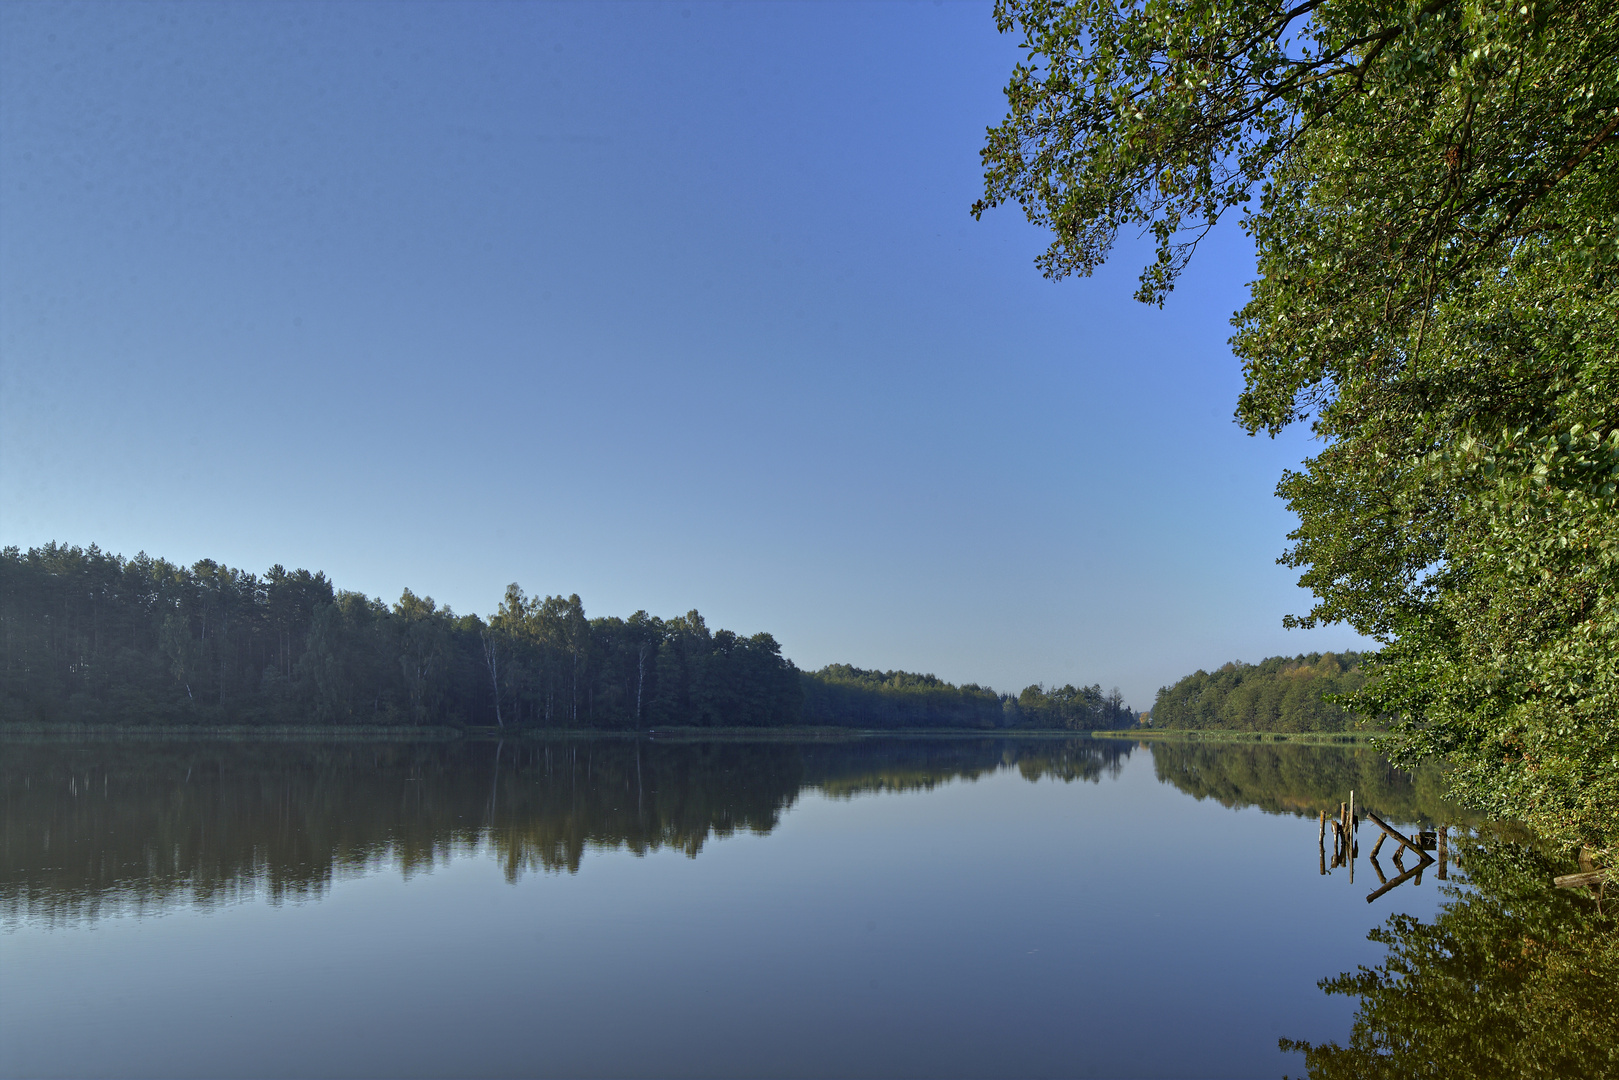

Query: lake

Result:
[1,735,1609,1079]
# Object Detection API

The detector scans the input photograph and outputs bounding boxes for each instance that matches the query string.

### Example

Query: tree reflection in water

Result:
[0,735,1131,923]
[1148,740,1463,825]
[1282,835,1618,1080]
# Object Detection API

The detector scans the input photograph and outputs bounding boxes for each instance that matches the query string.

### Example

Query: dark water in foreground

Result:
[1,736,1611,1079]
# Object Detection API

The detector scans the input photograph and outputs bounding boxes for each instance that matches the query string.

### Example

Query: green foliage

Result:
[1152,652,1368,732]
[1282,837,1619,1079]
[978,0,1619,848]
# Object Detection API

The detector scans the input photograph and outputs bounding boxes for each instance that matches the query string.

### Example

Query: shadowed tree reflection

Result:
[1282,836,1618,1080]
[1150,742,1467,825]
[0,736,1132,922]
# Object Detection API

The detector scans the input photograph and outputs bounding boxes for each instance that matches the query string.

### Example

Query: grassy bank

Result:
[1089,729,1379,747]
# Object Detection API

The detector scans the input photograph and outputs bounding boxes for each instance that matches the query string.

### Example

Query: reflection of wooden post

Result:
[1412,833,1424,885]
[1318,810,1327,875]
[1436,825,1447,881]
[1370,851,1388,885]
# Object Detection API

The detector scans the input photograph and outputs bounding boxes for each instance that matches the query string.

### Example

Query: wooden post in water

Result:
[1436,825,1447,881]
[1362,809,1429,858]
[1411,832,1424,886]
[1348,791,1355,884]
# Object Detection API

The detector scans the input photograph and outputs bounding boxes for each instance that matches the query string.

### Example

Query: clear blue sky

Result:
[0,0,1367,708]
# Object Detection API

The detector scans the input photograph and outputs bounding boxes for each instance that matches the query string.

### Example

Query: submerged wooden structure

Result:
[1316,790,1447,904]
[1317,792,1608,903]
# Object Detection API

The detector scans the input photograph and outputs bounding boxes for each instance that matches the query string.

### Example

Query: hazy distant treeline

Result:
[1149,653,1368,732]
[801,664,1135,731]
[0,543,1137,731]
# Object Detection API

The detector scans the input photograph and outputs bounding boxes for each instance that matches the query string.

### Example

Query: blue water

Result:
[0,737,1451,1079]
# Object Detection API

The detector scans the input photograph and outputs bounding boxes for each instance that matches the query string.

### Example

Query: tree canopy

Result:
[977,0,1619,849]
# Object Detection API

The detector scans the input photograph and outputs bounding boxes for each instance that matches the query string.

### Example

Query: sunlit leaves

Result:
[978,0,1619,849]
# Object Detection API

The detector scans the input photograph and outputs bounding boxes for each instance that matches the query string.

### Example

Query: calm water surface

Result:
[0,736,1601,1078]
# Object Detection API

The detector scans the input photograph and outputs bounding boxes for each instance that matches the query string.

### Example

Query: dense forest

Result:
[1149,653,1368,733]
[0,543,1138,731]
[977,0,1618,851]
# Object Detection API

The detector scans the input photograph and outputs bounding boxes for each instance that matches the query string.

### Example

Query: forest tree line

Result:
[0,543,1137,731]
[1149,653,1369,733]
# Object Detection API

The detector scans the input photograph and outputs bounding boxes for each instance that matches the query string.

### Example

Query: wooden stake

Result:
[1436,825,1447,881]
